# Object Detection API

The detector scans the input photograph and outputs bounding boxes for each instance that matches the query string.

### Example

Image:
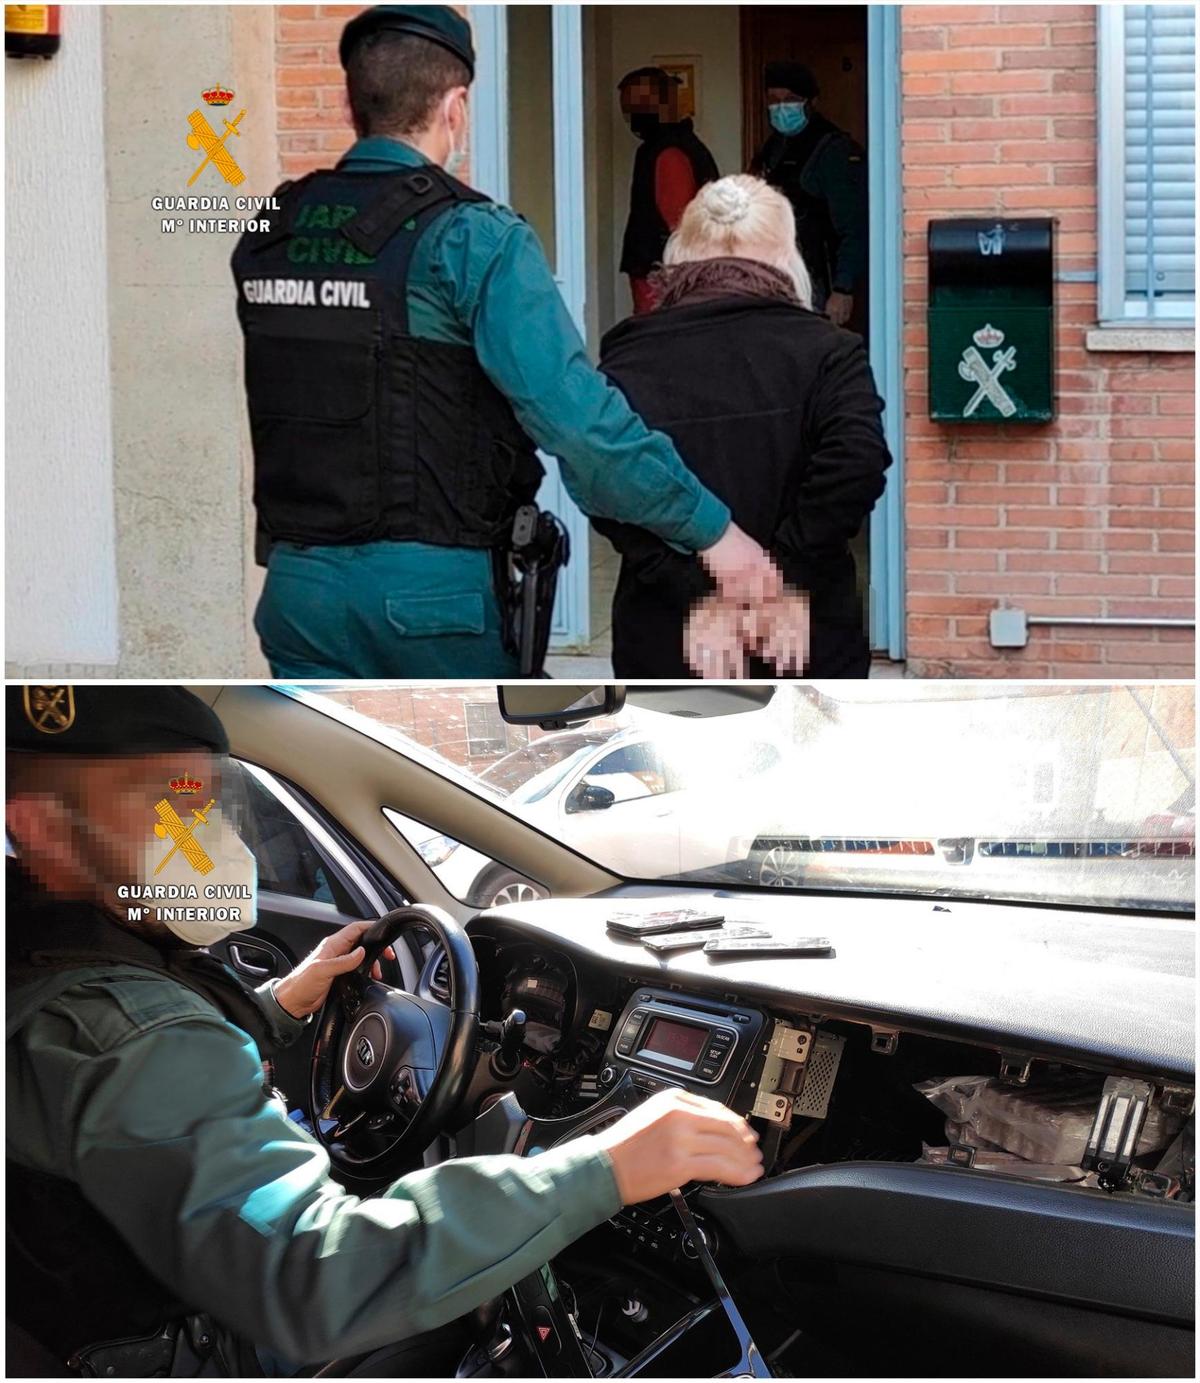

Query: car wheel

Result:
[481,872,546,908]
[758,847,805,889]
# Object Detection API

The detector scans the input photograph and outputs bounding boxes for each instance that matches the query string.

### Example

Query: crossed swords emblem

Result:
[153,797,218,875]
[958,335,1018,419]
[186,107,247,187]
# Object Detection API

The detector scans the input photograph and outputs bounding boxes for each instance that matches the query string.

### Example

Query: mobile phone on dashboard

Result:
[641,925,772,953]
[703,935,833,957]
[606,909,725,937]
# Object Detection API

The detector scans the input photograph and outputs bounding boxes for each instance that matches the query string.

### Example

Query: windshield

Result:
[287,683,1195,913]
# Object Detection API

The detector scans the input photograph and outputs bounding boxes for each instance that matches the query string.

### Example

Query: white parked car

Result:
[406,726,791,907]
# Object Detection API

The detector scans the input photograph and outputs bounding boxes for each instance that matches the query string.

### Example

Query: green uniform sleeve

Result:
[433,206,730,552]
[811,137,868,295]
[255,977,312,1050]
[65,1014,620,1364]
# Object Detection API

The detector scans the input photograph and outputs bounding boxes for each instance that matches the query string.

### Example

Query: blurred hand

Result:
[741,589,811,675]
[685,594,749,680]
[699,523,783,605]
[593,1087,764,1203]
[272,921,396,1019]
[825,291,853,327]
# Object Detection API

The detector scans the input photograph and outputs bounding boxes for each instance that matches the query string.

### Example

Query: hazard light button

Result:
[531,1307,559,1353]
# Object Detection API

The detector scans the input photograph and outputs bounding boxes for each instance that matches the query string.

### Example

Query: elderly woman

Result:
[595,174,891,678]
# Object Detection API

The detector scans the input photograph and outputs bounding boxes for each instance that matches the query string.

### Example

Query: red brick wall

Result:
[900,4,1195,678]
[275,4,471,178]
[276,5,360,177]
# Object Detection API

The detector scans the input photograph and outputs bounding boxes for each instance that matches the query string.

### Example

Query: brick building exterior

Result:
[268,4,1193,680]
[900,5,1194,677]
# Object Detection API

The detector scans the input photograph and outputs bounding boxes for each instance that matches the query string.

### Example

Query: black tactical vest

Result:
[619,120,720,278]
[757,113,843,300]
[230,163,543,552]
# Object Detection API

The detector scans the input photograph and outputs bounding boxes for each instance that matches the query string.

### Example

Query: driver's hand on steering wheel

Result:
[592,1087,765,1203]
[272,921,397,1020]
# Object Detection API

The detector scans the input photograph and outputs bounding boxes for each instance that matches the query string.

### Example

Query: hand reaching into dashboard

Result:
[591,1087,764,1202]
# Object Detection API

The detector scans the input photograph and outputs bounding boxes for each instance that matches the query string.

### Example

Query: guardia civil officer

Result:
[750,61,867,327]
[6,685,764,1374]
[232,6,778,678]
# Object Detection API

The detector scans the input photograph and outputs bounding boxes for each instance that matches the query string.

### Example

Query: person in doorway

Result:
[750,60,866,326]
[596,175,891,680]
[232,6,779,680]
[6,684,766,1375]
[618,66,719,314]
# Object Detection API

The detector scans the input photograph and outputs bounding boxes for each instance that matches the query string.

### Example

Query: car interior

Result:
[176,683,1195,1378]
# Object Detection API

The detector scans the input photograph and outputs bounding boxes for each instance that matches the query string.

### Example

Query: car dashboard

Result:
[425,888,1195,1377]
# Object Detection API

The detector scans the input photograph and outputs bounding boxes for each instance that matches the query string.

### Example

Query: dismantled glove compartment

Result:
[748,1015,1194,1204]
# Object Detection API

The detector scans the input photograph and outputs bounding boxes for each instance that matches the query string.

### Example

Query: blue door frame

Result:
[867,4,905,661]
[470,4,591,651]
[473,4,905,661]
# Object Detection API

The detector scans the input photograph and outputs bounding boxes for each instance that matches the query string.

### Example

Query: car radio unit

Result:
[604,990,765,1091]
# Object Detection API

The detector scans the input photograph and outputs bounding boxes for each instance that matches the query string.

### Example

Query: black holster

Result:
[492,505,571,677]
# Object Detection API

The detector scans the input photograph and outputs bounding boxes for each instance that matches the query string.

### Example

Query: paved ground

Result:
[546,653,907,679]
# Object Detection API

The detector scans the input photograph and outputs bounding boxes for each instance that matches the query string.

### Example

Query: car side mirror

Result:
[569,783,616,814]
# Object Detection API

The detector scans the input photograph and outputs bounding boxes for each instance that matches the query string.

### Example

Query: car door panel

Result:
[208,760,405,1109]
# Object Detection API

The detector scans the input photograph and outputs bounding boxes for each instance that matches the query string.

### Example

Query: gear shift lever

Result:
[485,1008,527,1078]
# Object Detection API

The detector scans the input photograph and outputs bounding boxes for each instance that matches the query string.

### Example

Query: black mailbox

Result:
[928,217,1055,423]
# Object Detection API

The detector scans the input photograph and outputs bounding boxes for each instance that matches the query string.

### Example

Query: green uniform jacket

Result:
[6,955,619,1363]
[338,137,731,552]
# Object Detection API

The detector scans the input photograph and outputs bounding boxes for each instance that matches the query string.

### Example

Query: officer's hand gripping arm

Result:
[445,212,731,553]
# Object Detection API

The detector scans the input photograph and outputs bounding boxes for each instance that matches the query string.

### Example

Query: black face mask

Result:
[629,112,660,139]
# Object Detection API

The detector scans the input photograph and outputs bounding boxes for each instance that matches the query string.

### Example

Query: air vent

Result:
[429,951,451,1002]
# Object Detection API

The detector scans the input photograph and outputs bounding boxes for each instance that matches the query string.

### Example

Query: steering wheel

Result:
[308,905,480,1182]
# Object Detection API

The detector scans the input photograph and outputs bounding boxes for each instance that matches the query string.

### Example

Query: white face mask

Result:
[139,805,259,946]
[444,95,468,176]
[68,799,259,948]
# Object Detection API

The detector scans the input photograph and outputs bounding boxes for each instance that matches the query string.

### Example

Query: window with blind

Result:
[1098,4,1196,324]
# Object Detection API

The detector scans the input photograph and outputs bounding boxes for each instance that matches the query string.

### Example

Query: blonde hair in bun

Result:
[664,173,813,308]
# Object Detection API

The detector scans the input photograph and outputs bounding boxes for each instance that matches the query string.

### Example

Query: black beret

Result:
[7,685,229,757]
[340,5,475,78]
[765,61,819,100]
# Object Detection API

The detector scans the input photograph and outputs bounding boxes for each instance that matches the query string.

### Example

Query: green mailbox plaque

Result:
[927,218,1055,424]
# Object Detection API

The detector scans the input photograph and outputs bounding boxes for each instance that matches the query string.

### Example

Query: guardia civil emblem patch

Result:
[23,685,75,735]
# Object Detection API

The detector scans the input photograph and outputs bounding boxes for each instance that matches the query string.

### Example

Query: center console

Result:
[460,988,770,1376]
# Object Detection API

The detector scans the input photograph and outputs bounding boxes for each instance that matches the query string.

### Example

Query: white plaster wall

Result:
[5,2,120,670]
[103,4,278,676]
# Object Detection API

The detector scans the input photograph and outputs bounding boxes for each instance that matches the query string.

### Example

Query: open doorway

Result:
[581,4,874,662]
[490,5,893,666]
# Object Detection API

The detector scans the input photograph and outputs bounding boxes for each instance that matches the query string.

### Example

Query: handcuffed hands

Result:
[685,587,811,680]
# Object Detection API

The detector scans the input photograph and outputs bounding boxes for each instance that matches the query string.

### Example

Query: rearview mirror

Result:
[498,685,626,730]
